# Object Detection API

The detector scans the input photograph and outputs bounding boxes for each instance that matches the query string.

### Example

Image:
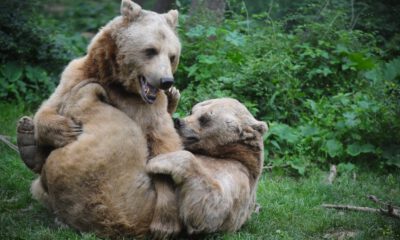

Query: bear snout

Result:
[160,77,174,90]
[173,117,182,129]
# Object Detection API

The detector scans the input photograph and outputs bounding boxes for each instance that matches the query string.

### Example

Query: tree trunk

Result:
[154,0,174,13]
[134,0,174,13]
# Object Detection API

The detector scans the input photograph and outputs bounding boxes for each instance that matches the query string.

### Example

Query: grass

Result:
[0,102,399,240]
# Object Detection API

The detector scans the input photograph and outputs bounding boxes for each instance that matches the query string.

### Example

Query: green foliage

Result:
[0,62,55,105]
[0,1,72,69]
[175,1,400,174]
[0,0,120,106]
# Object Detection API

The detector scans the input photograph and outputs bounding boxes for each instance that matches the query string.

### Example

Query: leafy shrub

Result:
[0,62,55,105]
[0,0,73,105]
[175,2,400,173]
[0,0,119,106]
[0,1,72,69]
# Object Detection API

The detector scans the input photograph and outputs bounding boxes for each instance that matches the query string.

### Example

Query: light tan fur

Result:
[147,98,268,234]
[34,82,156,237]
[30,0,183,237]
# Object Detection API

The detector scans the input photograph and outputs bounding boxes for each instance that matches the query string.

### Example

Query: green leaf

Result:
[269,122,299,144]
[337,162,356,173]
[299,124,319,137]
[225,31,245,47]
[288,158,307,175]
[324,139,343,157]
[306,99,317,113]
[0,62,23,82]
[205,27,217,37]
[343,112,359,127]
[25,66,47,82]
[270,140,281,150]
[383,57,400,81]
[186,65,198,78]
[186,25,205,38]
[346,143,375,156]
[347,52,375,70]
[197,55,218,65]
[382,146,400,168]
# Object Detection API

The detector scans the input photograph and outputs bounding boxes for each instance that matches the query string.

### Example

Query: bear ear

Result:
[164,9,179,29]
[251,121,268,135]
[121,0,142,22]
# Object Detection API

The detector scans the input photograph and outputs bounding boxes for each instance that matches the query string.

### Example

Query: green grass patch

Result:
[1,102,399,239]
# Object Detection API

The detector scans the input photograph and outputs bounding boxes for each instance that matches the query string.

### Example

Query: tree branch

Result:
[322,195,400,220]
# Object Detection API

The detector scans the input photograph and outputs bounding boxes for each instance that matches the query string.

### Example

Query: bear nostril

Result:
[160,77,174,90]
[173,118,182,129]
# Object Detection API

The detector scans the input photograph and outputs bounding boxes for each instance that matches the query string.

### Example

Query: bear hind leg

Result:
[17,116,49,173]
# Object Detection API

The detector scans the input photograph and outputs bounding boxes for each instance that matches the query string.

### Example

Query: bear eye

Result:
[144,48,158,58]
[199,114,211,126]
[170,55,176,63]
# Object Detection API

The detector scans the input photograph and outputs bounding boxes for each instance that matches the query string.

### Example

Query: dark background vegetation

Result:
[0,0,399,239]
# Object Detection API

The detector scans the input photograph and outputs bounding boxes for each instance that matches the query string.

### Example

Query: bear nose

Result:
[173,118,182,129]
[160,77,174,90]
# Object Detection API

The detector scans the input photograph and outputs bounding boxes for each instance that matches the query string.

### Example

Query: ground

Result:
[0,102,399,239]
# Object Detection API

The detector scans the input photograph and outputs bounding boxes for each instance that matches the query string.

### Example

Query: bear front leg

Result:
[147,127,183,239]
[146,151,231,235]
[150,175,181,240]
[146,150,195,184]
[34,105,82,148]
[165,87,180,116]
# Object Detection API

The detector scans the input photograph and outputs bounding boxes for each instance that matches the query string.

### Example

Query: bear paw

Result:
[17,116,38,171]
[51,117,83,148]
[165,87,180,115]
[150,211,181,240]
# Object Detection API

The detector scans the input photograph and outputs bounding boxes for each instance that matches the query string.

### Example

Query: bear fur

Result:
[33,81,159,237]
[27,0,183,237]
[147,98,268,234]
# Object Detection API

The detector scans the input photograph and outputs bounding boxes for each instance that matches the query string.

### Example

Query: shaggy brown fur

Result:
[25,0,183,238]
[147,98,268,234]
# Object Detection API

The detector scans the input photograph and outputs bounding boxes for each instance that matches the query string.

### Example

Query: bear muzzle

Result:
[160,77,174,90]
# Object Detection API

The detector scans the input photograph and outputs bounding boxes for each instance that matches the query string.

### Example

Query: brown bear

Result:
[31,81,165,238]
[147,98,268,234]
[19,0,183,238]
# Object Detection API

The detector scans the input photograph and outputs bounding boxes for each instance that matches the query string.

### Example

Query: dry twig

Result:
[0,135,19,153]
[263,164,289,170]
[322,195,400,220]
[367,195,400,219]
[322,204,380,213]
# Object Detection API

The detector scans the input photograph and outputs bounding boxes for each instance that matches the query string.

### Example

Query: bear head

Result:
[174,98,268,154]
[85,0,181,104]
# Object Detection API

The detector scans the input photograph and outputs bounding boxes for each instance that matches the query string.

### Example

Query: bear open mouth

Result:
[139,76,159,104]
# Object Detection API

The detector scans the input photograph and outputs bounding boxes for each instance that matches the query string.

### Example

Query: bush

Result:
[0,0,119,106]
[0,0,73,106]
[175,1,400,174]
